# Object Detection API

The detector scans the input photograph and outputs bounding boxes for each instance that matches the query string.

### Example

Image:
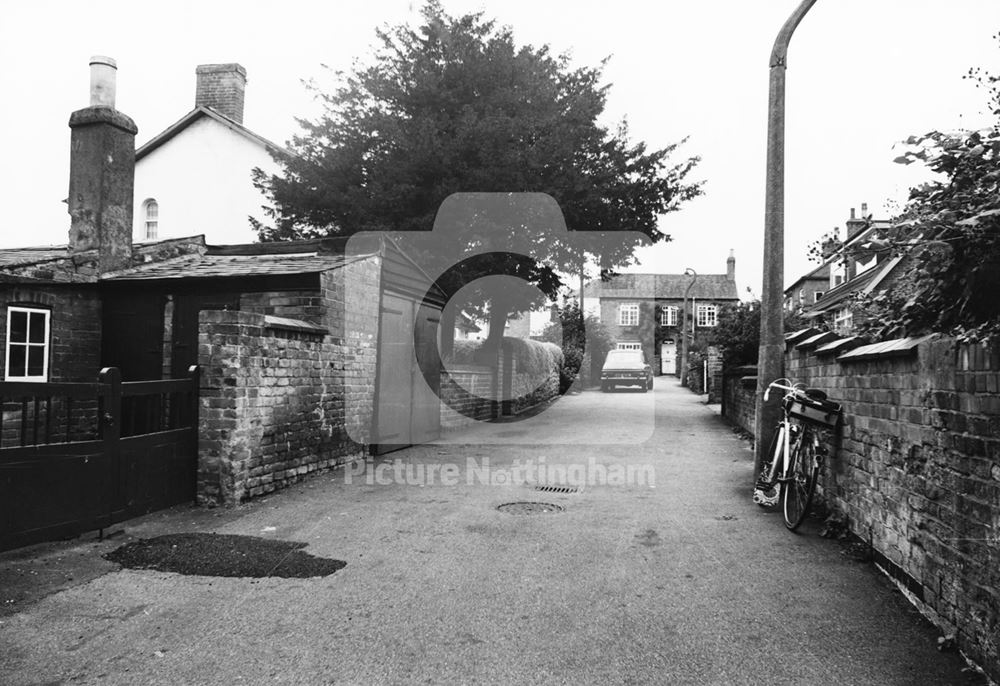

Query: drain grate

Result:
[497,502,564,515]
[533,484,581,495]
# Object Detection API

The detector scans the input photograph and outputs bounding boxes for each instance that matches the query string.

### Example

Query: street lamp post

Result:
[755,0,819,475]
[680,268,697,387]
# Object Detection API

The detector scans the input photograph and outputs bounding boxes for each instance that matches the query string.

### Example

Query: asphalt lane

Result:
[0,380,984,685]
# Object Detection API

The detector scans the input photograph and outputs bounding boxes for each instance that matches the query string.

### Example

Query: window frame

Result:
[618,303,639,327]
[834,306,853,335]
[660,306,678,327]
[4,306,51,382]
[696,304,718,327]
[143,198,159,241]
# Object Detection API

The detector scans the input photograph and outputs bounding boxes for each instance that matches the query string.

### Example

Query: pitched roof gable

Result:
[135,106,293,162]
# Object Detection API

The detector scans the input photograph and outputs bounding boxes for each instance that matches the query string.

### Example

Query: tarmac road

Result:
[0,380,986,685]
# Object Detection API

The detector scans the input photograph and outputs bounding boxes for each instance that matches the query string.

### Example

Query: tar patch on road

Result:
[104,533,347,578]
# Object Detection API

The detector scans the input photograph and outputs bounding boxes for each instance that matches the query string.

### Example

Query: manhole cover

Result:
[534,484,581,494]
[497,502,564,515]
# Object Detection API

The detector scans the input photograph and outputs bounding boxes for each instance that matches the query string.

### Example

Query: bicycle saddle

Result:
[804,388,828,401]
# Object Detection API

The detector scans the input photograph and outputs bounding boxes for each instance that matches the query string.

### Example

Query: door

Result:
[374,294,442,454]
[661,341,677,375]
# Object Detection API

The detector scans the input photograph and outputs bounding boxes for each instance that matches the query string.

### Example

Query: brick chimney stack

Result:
[726,249,735,282]
[67,56,137,273]
[845,203,868,242]
[195,63,247,124]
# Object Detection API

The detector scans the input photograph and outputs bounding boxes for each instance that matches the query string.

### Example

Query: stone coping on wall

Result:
[836,335,934,363]
[785,327,821,347]
[794,330,840,351]
[263,314,328,335]
[814,335,865,356]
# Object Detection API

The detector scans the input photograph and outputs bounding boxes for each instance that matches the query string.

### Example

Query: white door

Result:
[661,341,676,375]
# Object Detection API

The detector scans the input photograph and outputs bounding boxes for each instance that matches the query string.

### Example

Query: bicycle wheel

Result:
[782,428,819,530]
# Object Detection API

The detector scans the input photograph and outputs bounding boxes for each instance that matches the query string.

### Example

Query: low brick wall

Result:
[197,310,371,504]
[440,365,496,430]
[721,336,1000,678]
[721,365,757,437]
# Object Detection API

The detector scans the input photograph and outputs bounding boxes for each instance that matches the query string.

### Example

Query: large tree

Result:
[253,2,701,353]
[855,51,1000,344]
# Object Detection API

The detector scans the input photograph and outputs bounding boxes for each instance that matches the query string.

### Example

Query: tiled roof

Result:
[103,252,354,281]
[587,273,739,300]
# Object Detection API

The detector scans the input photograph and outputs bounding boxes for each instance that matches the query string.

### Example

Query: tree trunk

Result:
[476,295,514,365]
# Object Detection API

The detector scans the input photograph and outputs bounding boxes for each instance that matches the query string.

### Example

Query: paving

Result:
[0,380,986,685]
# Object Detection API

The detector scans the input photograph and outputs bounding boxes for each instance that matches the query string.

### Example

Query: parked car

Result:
[600,349,653,392]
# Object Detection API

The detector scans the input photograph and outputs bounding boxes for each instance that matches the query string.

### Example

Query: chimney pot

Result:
[861,202,868,216]
[89,55,117,108]
[850,207,856,220]
[69,56,136,273]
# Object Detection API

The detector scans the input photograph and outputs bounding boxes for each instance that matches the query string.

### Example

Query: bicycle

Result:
[753,379,842,531]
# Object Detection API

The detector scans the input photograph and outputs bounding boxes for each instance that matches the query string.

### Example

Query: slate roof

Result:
[0,245,71,268]
[587,273,739,301]
[102,252,357,281]
[784,262,830,296]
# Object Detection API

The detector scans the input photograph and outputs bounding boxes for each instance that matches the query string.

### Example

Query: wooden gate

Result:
[0,366,199,552]
[374,294,442,454]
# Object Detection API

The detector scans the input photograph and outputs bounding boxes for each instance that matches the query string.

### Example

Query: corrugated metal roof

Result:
[588,273,739,300]
[103,252,353,281]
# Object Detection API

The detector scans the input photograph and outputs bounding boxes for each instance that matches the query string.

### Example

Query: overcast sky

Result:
[1,1,998,296]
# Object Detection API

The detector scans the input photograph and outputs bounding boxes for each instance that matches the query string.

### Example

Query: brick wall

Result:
[721,366,757,436]
[197,310,366,504]
[721,336,1000,679]
[197,260,381,505]
[440,365,496,430]
[1,285,103,447]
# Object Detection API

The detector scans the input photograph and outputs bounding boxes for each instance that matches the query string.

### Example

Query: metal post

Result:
[755,0,818,475]
[680,268,697,386]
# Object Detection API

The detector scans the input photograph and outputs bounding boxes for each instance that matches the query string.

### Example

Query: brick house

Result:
[583,253,740,375]
[783,262,830,314]
[792,204,904,335]
[132,62,287,245]
[0,57,447,514]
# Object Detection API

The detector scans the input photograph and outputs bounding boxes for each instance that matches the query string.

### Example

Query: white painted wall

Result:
[133,116,282,245]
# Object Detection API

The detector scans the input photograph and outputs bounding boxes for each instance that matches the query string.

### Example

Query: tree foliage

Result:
[252,2,701,347]
[709,302,806,368]
[855,46,1000,344]
[539,301,614,391]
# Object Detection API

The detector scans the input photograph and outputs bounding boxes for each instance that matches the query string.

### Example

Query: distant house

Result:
[132,63,288,246]
[794,204,904,335]
[784,262,830,314]
[583,252,740,375]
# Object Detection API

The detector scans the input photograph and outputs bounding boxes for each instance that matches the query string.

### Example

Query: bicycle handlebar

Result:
[764,379,801,402]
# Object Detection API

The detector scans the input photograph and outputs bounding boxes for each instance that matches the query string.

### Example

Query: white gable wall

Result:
[133,116,282,245]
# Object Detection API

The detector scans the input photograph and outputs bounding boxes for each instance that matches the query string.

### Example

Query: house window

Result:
[617,342,642,351]
[143,199,159,241]
[660,306,678,326]
[696,304,718,327]
[5,306,50,382]
[814,291,824,303]
[834,306,853,335]
[618,303,639,327]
